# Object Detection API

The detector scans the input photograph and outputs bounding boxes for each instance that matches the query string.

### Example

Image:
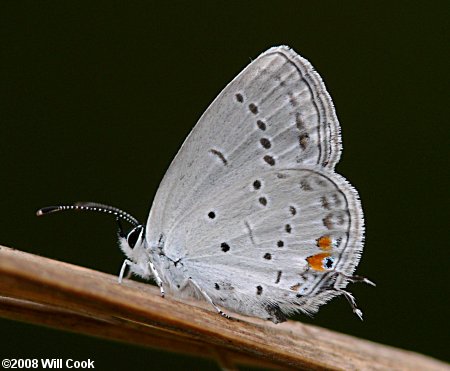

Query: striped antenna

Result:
[36,202,140,227]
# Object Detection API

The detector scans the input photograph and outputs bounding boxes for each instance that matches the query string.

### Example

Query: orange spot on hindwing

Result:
[307,253,334,271]
[317,235,333,250]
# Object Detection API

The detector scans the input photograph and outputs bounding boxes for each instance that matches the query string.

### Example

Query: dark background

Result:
[1,1,449,369]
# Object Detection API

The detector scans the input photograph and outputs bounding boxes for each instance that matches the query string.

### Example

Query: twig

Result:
[0,245,447,370]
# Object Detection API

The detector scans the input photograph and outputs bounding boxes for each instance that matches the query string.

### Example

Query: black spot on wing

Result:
[209,149,228,165]
[257,120,266,131]
[249,103,258,114]
[260,138,271,149]
[263,155,275,166]
[275,270,282,284]
[263,253,272,260]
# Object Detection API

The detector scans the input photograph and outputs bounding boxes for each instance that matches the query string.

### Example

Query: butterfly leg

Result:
[118,259,165,297]
[335,289,363,320]
[332,273,375,320]
[189,277,231,319]
[118,259,133,283]
[149,261,165,297]
[340,273,376,287]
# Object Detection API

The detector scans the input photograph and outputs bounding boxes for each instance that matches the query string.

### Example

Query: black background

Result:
[1,1,449,369]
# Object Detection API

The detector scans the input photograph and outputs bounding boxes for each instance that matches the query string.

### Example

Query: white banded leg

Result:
[118,259,133,283]
[189,277,230,319]
[149,261,165,297]
[334,272,375,320]
[336,289,363,320]
[118,259,165,298]
[339,273,376,287]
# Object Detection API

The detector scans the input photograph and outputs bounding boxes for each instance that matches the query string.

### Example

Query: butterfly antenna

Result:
[36,202,140,227]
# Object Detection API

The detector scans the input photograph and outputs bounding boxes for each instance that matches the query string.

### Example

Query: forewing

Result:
[147,46,342,247]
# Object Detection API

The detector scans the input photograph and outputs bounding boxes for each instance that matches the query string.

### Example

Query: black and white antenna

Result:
[36,202,140,227]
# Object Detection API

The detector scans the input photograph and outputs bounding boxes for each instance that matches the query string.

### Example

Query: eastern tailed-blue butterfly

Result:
[37,46,374,323]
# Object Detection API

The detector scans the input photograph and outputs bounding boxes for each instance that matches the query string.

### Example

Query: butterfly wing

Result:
[147,46,342,246]
[145,46,363,320]
[168,168,362,320]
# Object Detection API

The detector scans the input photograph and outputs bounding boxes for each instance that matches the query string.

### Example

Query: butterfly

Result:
[38,46,374,323]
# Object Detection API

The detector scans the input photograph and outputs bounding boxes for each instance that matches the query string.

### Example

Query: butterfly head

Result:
[118,224,146,262]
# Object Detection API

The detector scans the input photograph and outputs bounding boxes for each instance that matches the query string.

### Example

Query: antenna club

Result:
[36,206,65,216]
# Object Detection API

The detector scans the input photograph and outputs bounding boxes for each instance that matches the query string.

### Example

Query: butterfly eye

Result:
[127,225,143,249]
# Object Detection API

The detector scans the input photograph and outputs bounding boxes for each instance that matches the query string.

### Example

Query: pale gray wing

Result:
[179,168,363,319]
[147,46,342,247]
